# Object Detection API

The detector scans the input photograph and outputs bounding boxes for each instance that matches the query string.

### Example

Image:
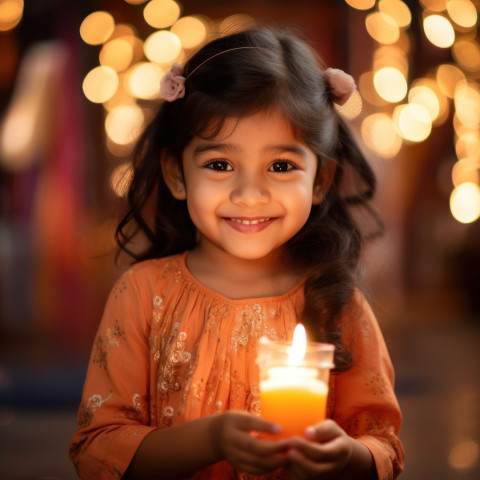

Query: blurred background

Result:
[0,0,479,478]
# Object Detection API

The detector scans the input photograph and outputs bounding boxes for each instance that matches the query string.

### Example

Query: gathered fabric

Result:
[70,252,404,479]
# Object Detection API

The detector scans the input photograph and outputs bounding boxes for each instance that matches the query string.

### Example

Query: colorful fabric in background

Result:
[0,29,115,358]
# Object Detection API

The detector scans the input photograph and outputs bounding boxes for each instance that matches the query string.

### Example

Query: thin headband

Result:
[159,47,356,105]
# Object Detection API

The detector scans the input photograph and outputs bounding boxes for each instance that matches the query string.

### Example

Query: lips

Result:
[224,217,275,233]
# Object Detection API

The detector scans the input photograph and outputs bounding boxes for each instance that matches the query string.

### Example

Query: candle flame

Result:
[288,324,307,366]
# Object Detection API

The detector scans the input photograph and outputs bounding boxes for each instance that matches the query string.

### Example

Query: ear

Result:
[312,160,336,205]
[161,151,186,200]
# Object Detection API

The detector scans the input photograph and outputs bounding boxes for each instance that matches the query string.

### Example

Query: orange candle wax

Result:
[260,366,328,438]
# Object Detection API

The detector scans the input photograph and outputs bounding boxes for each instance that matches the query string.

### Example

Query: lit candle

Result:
[257,324,334,438]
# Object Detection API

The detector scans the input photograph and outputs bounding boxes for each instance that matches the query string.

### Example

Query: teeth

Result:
[230,218,271,225]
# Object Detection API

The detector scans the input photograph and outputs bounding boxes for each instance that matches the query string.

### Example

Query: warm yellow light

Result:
[452,40,480,72]
[373,45,409,76]
[378,0,412,29]
[144,30,182,64]
[454,83,480,128]
[126,62,164,100]
[411,78,449,125]
[80,11,115,45]
[110,162,134,197]
[408,85,440,122]
[288,324,307,366]
[99,38,133,72]
[456,132,480,160]
[219,14,256,34]
[171,16,207,49]
[335,89,363,119]
[103,74,135,112]
[374,67,407,103]
[423,15,455,48]
[105,104,144,146]
[0,0,23,31]
[0,103,35,169]
[366,12,400,44]
[143,0,181,29]
[83,66,119,104]
[359,71,389,106]
[393,103,432,142]
[361,113,403,158]
[446,0,477,28]
[452,159,480,186]
[420,0,448,11]
[450,183,480,223]
[436,63,466,98]
[345,0,376,10]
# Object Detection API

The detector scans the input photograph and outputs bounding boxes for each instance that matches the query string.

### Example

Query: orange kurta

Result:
[70,252,404,479]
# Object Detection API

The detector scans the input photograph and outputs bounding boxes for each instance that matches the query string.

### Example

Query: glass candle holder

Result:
[256,329,334,439]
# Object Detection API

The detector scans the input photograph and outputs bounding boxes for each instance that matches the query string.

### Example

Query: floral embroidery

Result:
[112,272,131,299]
[365,370,387,396]
[92,336,108,370]
[105,319,126,347]
[78,392,112,428]
[120,393,149,423]
[157,322,192,395]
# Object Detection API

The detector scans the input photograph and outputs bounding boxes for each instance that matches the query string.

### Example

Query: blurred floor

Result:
[1,313,479,479]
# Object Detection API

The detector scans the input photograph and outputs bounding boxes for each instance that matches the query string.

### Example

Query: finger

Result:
[232,445,288,475]
[233,412,282,435]
[305,419,342,442]
[287,447,335,478]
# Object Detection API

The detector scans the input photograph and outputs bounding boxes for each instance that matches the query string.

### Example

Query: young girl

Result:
[70,26,404,480]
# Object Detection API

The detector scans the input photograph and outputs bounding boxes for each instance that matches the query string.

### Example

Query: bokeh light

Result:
[446,0,478,29]
[361,112,403,158]
[125,62,164,100]
[393,103,432,142]
[423,15,455,48]
[454,82,480,128]
[144,30,182,64]
[374,67,408,102]
[436,63,466,98]
[378,0,412,29]
[110,162,134,197]
[80,11,115,45]
[82,66,119,104]
[345,0,376,10]
[171,16,208,49]
[143,0,181,29]
[420,0,448,11]
[359,71,389,106]
[450,182,480,223]
[99,38,134,72]
[456,132,480,160]
[408,85,440,122]
[452,158,480,186]
[105,104,145,146]
[0,0,23,31]
[335,89,363,119]
[452,40,480,72]
[366,12,400,44]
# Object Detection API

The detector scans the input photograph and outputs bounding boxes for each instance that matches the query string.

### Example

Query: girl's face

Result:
[166,109,329,263]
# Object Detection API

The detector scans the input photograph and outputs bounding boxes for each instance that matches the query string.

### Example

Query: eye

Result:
[204,160,233,172]
[269,161,297,173]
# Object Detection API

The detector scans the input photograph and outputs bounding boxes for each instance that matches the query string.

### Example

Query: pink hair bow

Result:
[324,68,356,106]
[160,63,186,102]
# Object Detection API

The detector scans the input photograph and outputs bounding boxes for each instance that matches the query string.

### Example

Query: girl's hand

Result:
[212,410,289,475]
[286,419,357,480]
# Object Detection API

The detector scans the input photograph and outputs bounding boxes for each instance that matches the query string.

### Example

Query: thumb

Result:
[305,419,341,442]
[233,411,282,434]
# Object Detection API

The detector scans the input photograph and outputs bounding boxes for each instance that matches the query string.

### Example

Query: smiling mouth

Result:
[228,218,272,225]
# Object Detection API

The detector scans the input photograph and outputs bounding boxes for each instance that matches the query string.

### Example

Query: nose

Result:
[229,171,270,206]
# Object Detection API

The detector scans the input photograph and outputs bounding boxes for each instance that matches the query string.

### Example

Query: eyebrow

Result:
[193,142,309,158]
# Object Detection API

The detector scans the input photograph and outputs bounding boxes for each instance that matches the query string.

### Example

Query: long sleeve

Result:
[330,292,404,480]
[69,270,156,479]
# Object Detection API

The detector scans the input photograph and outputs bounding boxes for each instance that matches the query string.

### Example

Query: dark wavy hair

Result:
[116,27,383,372]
